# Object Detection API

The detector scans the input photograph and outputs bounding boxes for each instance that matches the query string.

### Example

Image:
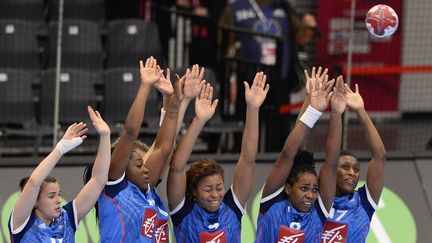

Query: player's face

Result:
[194,173,225,212]
[35,182,62,224]
[285,172,318,212]
[126,149,150,191]
[336,155,360,196]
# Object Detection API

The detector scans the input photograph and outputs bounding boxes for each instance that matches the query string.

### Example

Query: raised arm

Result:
[319,76,347,211]
[262,74,335,197]
[109,57,162,180]
[145,79,182,188]
[152,65,205,180]
[12,123,87,230]
[233,72,269,206]
[296,67,328,149]
[167,83,218,210]
[347,84,386,204]
[75,107,111,221]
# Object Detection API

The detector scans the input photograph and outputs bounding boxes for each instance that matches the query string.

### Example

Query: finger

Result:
[194,64,200,78]
[95,110,102,119]
[145,58,150,67]
[150,56,155,68]
[205,83,211,99]
[185,68,191,81]
[81,135,87,140]
[304,69,311,81]
[140,60,144,70]
[321,68,328,79]
[326,91,333,103]
[208,86,214,101]
[199,83,206,99]
[243,81,250,92]
[325,79,335,94]
[316,66,322,78]
[308,78,314,92]
[211,99,219,110]
[166,68,170,81]
[156,65,161,73]
[344,83,353,93]
[261,74,267,89]
[311,66,316,78]
[264,83,270,94]
[198,67,205,81]
[355,83,359,93]
[252,72,260,87]
[77,127,88,137]
[87,106,96,120]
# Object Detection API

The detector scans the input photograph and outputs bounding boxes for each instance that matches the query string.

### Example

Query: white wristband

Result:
[56,137,83,155]
[299,105,322,128]
[159,108,166,127]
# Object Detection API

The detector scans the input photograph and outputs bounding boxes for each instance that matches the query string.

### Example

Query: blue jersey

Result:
[9,201,77,243]
[256,187,328,243]
[171,186,245,243]
[98,174,169,243]
[322,184,377,243]
[230,0,292,79]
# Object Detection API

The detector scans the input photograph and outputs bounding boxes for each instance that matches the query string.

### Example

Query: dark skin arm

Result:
[109,57,162,180]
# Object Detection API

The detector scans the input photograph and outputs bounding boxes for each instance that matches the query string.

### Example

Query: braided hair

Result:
[286,149,317,186]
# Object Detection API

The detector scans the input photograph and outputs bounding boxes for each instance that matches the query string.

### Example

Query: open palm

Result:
[346,83,364,111]
[309,75,335,112]
[330,77,348,114]
[184,64,205,100]
[155,66,174,96]
[88,106,110,136]
[244,72,269,110]
[140,56,162,85]
[195,83,218,122]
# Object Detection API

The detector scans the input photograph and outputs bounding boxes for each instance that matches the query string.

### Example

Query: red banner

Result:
[317,0,403,111]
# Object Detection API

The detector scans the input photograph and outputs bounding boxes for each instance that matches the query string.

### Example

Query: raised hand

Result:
[309,73,335,112]
[195,83,218,122]
[346,83,364,112]
[63,122,87,140]
[330,76,348,114]
[304,66,328,95]
[140,56,163,86]
[183,64,206,100]
[88,106,110,136]
[155,65,174,97]
[244,72,269,110]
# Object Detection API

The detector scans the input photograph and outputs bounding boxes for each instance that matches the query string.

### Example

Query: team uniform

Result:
[9,201,78,243]
[170,185,246,243]
[256,187,329,243]
[321,184,377,243]
[98,173,169,243]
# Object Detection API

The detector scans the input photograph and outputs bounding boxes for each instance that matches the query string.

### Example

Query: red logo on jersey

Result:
[140,208,158,238]
[199,230,227,243]
[154,219,169,243]
[276,225,305,243]
[321,221,348,243]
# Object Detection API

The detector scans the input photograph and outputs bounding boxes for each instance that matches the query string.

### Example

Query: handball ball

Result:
[365,4,399,38]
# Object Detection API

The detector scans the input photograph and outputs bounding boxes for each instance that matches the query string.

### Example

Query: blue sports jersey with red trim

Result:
[256,187,328,243]
[170,186,245,243]
[321,185,377,243]
[98,175,169,242]
[9,201,77,243]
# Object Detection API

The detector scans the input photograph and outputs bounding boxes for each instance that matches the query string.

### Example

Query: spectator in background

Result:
[219,0,319,151]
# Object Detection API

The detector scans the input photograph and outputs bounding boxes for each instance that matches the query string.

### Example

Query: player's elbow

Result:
[373,146,386,161]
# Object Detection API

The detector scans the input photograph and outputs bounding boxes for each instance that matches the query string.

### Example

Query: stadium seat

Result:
[103,68,161,130]
[0,20,41,70]
[106,19,163,68]
[47,20,103,70]
[39,69,101,125]
[0,0,44,26]
[0,69,37,127]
